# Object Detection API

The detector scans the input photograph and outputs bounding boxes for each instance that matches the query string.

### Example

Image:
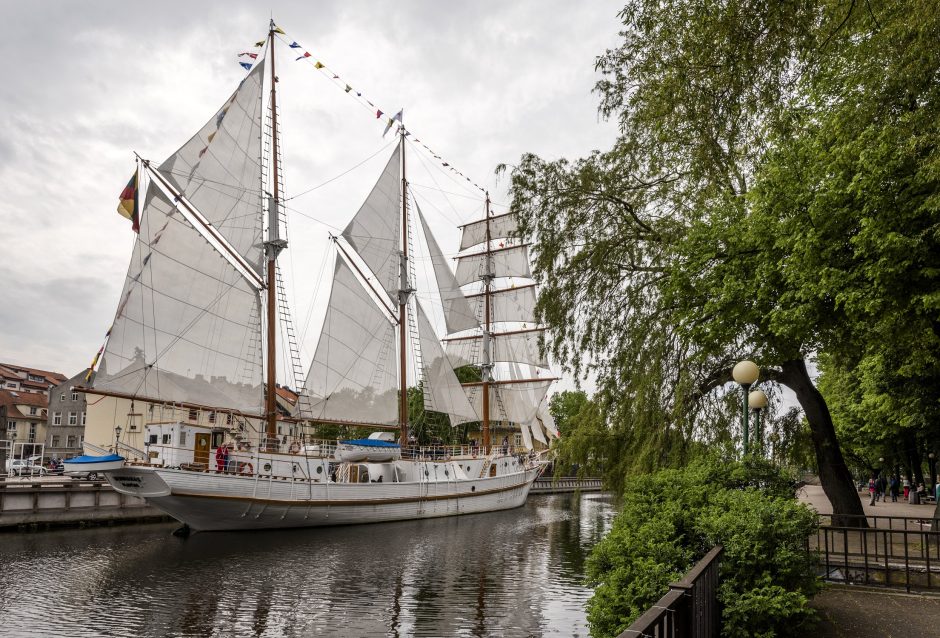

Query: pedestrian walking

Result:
[868,476,877,506]
[904,478,911,500]
[876,475,887,502]
[889,476,899,502]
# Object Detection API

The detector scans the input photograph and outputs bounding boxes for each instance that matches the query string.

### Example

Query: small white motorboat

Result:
[334,439,402,462]
[63,453,125,479]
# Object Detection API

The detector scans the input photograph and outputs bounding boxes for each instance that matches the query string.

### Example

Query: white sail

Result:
[536,401,559,439]
[415,302,479,425]
[94,188,264,413]
[445,330,548,368]
[463,381,551,426]
[301,256,399,425]
[417,204,478,334]
[467,285,537,324]
[455,245,532,286]
[342,145,402,298]
[520,421,534,450]
[159,63,266,274]
[459,212,518,251]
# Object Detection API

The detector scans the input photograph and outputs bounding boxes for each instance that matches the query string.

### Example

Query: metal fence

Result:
[813,515,940,592]
[619,545,723,638]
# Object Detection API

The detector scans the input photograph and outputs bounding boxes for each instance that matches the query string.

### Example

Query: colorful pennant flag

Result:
[289,41,301,48]
[383,109,403,137]
[238,52,258,59]
[239,61,253,71]
[296,52,311,61]
[117,169,140,233]
[344,84,352,93]
[376,109,383,119]
[314,61,324,69]
[273,26,286,34]
[254,40,265,47]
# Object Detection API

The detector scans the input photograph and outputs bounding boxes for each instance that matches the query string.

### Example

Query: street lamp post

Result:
[114,425,122,452]
[748,389,769,454]
[732,360,760,454]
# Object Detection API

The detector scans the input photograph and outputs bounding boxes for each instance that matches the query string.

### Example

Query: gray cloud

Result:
[0,0,622,384]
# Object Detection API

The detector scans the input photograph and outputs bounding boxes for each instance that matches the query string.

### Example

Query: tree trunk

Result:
[902,430,925,489]
[779,359,868,528]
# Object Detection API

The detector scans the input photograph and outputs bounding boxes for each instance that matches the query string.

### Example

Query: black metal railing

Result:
[813,516,940,592]
[619,545,723,638]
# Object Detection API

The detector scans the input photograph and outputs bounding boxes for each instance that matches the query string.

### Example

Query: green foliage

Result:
[585,458,819,638]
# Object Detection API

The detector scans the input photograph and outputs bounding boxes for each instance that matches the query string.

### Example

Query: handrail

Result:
[619,545,724,638]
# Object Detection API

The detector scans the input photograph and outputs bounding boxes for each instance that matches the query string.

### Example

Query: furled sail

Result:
[94,188,264,413]
[467,285,537,325]
[417,204,478,334]
[455,245,532,286]
[158,63,266,275]
[341,145,402,298]
[415,302,480,424]
[301,256,399,425]
[459,212,518,251]
[445,330,548,368]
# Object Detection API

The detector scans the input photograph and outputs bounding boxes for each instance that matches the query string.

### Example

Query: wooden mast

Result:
[399,129,409,448]
[481,193,492,451]
[264,21,285,451]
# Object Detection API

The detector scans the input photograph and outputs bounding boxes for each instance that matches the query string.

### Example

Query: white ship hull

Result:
[105,463,541,531]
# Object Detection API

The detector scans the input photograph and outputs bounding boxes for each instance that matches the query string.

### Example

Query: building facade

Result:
[45,370,89,460]
[0,363,67,395]
[0,389,49,458]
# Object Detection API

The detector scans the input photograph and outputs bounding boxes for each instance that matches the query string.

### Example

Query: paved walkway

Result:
[798,484,937,522]
[811,587,940,637]
[800,482,940,635]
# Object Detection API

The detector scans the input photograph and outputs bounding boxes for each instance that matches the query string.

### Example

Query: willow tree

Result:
[507,0,939,525]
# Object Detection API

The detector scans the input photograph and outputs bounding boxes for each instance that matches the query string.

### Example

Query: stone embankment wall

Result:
[0,478,168,530]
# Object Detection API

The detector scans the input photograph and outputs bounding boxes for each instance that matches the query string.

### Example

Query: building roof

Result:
[0,362,67,386]
[275,385,298,405]
[0,389,46,420]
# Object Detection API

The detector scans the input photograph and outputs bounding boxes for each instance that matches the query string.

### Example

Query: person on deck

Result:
[215,443,229,473]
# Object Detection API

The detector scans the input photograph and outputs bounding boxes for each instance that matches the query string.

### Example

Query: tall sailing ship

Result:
[82,23,558,532]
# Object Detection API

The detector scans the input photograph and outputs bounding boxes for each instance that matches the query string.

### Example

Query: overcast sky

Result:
[0,1,623,387]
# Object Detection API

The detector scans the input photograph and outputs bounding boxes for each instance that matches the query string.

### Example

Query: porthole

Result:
[316,466,323,474]
[444,469,449,476]
[466,465,471,472]
[424,469,429,477]
[263,463,272,472]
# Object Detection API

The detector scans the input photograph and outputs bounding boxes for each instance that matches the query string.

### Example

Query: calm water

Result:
[0,493,614,637]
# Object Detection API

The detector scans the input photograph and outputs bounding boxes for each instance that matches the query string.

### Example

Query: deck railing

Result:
[619,545,724,638]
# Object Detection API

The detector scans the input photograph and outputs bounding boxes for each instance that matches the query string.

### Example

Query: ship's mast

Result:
[481,193,493,451]
[398,130,410,447]
[264,21,286,451]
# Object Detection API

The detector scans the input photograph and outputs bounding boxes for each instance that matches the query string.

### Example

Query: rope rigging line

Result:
[270,29,488,195]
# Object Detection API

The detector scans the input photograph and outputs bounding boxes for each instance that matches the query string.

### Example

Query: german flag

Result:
[117,169,140,233]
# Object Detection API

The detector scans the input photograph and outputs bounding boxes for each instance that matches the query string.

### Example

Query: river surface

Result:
[0,493,615,637]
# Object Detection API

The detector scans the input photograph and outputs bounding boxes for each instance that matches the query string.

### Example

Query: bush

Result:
[585,457,819,637]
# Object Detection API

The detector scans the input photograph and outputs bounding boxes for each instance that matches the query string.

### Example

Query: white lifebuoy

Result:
[288,441,301,454]
[239,462,254,475]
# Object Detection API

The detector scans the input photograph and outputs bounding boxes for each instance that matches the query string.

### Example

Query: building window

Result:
[6,420,15,432]
[68,412,77,425]
[28,374,43,382]
[81,412,86,426]
[514,434,523,448]
[67,435,77,448]
[147,434,158,445]
[188,408,198,421]
[226,413,233,425]
[51,435,60,448]
[6,382,16,388]
[53,412,61,425]
[162,434,171,444]
[179,432,187,446]
[71,392,78,401]
[208,411,216,424]
[29,406,37,415]
[60,393,65,402]
[29,423,37,442]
